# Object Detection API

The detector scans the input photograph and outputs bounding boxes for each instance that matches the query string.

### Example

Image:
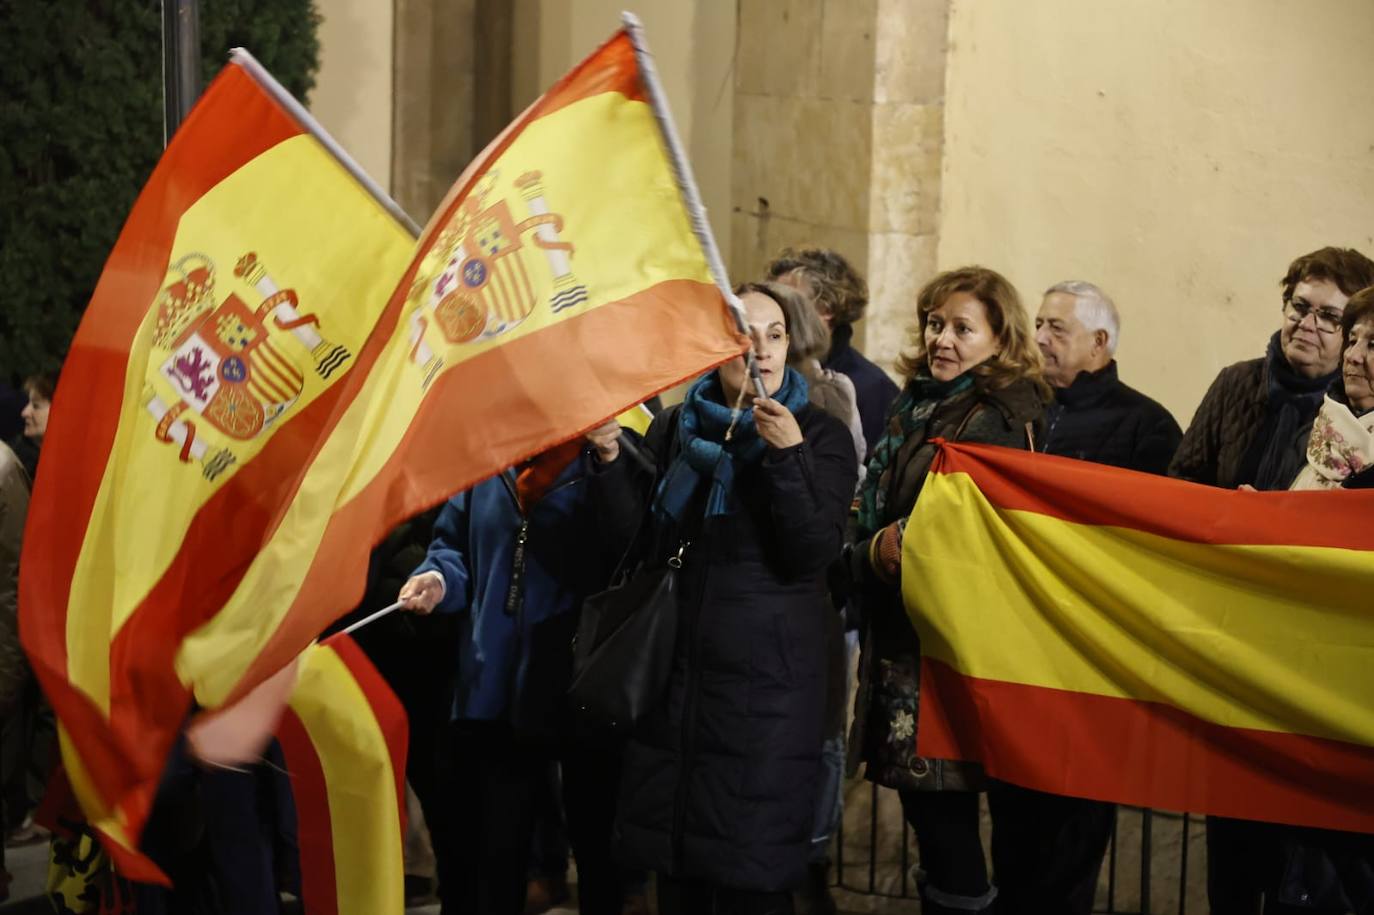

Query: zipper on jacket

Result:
[497,470,584,617]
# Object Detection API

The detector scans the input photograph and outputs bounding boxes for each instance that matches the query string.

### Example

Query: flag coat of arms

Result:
[22,18,747,881]
[904,441,1374,833]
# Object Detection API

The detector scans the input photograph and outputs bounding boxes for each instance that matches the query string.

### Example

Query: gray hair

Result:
[1045,280,1120,355]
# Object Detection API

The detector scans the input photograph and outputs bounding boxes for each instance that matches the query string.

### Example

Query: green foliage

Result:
[0,0,320,382]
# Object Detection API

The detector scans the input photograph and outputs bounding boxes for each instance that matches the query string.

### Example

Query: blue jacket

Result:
[412,448,616,728]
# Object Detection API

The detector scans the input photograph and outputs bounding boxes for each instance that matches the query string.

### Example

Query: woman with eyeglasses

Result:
[1170,246,1374,914]
[1171,246,1374,491]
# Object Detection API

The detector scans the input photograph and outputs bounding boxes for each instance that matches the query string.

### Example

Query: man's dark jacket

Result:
[1042,361,1181,473]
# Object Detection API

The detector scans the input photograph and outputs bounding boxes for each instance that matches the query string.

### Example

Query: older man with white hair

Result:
[986,280,1183,915]
[1032,280,1181,471]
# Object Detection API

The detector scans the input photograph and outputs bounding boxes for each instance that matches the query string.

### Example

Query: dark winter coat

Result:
[593,401,856,891]
[850,375,1047,790]
[1169,355,1320,490]
[824,323,899,459]
[1042,362,1182,473]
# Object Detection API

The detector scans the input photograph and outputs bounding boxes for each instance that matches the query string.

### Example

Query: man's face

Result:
[1034,292,1107,388]
[1280,279,1349,379]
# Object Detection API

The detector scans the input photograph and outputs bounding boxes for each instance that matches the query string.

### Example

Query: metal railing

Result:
[832,783,1203,914]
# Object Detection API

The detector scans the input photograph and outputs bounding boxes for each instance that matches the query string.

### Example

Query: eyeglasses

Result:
[1284,299,1344,334]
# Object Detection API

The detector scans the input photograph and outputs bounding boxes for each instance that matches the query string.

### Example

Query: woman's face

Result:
[21,393,50,441]
[1281,278,1349,378]
[923,292,1000,382]
[720,292,789,399]
[1343,318,1374,414]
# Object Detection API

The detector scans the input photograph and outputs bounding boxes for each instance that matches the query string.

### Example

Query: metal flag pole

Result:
[621,11,768,402]
[161,0,201,145]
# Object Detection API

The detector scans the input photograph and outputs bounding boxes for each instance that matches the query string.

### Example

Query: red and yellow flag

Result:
[21,23,745,880]
[905,441,1374,832]
[275,634,407,915]
[20,54,416,876]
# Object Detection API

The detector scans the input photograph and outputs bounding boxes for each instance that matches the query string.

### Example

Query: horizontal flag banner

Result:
[905,440,1374,832]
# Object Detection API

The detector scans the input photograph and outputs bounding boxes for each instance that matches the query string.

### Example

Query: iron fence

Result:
[832,783,1204,914]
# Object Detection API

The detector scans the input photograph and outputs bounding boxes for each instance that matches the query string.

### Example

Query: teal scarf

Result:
[653,367,810,521]
[856,372,973,537]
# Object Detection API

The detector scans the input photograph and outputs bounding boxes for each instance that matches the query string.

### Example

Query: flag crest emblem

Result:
[146,250,351,479]
[406,169,589,378]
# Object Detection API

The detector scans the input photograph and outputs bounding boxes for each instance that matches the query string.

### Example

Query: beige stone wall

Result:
[391,0,478,222]
[731,0,950,374]
[310,0,395,193]
[939,0,1374,424]
[510,1,736,261]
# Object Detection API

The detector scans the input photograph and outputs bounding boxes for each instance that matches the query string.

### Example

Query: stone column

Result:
[392,0,480,222]
[732,0,951,376]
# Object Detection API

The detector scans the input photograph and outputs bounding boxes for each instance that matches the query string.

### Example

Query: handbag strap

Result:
[607,407,696,581]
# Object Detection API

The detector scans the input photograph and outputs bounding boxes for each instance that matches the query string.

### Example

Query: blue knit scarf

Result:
[653,367,810,522]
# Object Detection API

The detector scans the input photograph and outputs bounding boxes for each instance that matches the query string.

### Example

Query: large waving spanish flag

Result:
[20,51,417,877]
[21,20,745,879]
[905,441,1374,832]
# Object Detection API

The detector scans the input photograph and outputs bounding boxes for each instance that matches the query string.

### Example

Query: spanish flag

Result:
[21,20,745,878]
[20,51,417,876]
[275,634,407,915]
[905,441,1374,832]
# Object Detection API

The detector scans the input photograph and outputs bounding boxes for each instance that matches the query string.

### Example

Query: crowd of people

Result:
[3,244,1373,914]
[388,243,1374,915]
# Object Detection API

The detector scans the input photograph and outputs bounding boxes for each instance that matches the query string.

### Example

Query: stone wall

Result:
[732,0,951,375]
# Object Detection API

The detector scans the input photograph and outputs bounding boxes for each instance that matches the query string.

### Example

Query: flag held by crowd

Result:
[904,440,1374,833]
[20,19,747,885]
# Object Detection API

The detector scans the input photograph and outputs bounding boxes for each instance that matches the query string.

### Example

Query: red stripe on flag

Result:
[931,441,1374,550]
[275,708,339,915]
[225,278,745,703]
[916,658,1374,833]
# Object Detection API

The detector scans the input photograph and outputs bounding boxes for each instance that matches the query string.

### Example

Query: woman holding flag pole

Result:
[586,282,857,914]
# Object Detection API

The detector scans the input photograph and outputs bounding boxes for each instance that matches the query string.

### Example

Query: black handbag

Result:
[567,541,685,730]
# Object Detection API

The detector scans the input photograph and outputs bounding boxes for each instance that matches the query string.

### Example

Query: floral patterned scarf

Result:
[1290,392,1374,491]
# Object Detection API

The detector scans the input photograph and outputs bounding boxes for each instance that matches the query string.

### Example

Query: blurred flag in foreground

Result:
[275,634,407,915]
[905,441,1374,832]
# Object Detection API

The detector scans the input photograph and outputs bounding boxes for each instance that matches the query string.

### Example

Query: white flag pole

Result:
[340,599,405,636]
[229,48,421,237]
[621,12,768,400]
